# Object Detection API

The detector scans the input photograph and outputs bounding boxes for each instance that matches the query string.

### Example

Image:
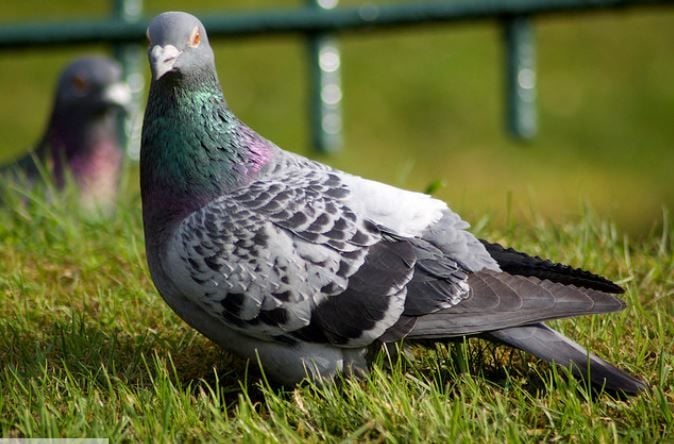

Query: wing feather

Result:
[163,166,448,344]
[405,270,626,339]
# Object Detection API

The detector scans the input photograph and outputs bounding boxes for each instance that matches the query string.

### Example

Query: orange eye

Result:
[72,74,88,92]
[189,26,201,48]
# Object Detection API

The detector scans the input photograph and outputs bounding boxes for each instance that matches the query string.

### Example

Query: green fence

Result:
[1,0,671,153]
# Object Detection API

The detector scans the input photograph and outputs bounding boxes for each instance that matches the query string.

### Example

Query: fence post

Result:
[307,0,343,153]
[504,16,537,140]
[112,0,144,159]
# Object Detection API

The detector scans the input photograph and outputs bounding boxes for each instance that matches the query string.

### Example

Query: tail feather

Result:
[486,323,646,395]
[481,240,624,294]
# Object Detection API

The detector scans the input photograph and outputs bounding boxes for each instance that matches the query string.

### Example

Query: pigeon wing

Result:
[163,166,476,346]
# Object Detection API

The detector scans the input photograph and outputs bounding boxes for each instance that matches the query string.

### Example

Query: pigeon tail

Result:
[486,323,646,396]
[481,241,624,294]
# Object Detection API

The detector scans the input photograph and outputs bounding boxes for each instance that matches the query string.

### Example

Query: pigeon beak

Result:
[102,82,132,109]
[150,44,182,80]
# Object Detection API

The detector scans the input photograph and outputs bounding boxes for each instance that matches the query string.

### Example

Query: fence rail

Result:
[1,0,672,152]
[1,0,670,47]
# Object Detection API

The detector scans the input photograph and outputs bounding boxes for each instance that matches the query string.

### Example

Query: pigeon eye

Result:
[72,74,89,92]
[188,27,201,48]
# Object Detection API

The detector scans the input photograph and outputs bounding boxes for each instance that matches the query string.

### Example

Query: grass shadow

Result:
[0,311,266,409]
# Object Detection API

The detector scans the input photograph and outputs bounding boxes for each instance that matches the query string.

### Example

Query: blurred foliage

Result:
[0,1,673,232]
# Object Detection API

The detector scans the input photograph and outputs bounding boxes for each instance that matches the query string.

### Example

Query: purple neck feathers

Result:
[41,108,123,206]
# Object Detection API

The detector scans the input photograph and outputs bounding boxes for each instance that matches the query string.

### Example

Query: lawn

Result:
[0,184,671,441]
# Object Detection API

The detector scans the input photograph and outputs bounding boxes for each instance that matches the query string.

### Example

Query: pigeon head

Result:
[54,56,131,116]
[147,12,216,82]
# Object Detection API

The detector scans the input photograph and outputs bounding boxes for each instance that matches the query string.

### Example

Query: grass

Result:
[0,177,671,442]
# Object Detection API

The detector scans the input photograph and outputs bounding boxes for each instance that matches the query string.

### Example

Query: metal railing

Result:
[1,0,671,153]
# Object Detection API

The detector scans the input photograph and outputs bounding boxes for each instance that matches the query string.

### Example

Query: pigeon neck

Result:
[42,108,122,187]
[45,108,120,157]
[141,74,275,231]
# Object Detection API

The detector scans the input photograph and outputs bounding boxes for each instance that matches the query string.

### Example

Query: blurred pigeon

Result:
[4,56,130,212]
[140,12,645,394]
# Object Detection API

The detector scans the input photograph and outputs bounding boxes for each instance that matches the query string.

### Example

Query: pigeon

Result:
[140,11,645,394]
[4,56,131,212]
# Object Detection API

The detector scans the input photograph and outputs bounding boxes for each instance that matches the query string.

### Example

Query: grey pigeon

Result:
[141,12,645,394]
[5,56,131,212]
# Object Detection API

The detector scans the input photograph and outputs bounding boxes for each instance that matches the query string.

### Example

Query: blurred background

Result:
[1,0,673,233]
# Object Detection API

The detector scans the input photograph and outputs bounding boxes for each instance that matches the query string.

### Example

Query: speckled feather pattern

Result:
[163,157,479,346]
